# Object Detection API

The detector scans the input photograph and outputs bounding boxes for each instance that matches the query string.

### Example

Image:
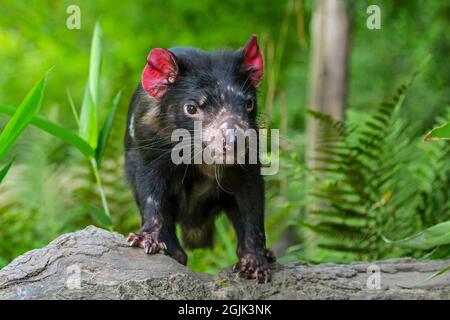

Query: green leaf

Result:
[86,203,113,229]
[0,70,49,162]
[89,22,102,108]
[431,265,450,278]
[383,221,450,250]
[397,265,450,289]
[79,22,102,149]
[95,91,122,167]
[66,88,80,126]
[0,158,14,184]
[79,84,98,149]
[0,104,95,158]
[424,122,450,141]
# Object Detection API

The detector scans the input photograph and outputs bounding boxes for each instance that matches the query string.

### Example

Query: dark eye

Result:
[184,102,198,116]
[246,100,254,112]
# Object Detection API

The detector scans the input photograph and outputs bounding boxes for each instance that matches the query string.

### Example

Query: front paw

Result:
[127,231,167,254]
[234,253,272,283]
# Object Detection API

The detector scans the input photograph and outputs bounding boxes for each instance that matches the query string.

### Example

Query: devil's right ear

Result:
[141,48,178,99]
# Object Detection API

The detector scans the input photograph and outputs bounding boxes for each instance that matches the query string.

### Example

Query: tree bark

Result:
[0,226,448,299]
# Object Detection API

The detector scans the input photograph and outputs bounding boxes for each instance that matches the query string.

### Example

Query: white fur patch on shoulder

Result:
[129,111,136,142]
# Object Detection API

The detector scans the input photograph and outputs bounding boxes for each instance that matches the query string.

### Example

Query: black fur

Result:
[124,44,274,282]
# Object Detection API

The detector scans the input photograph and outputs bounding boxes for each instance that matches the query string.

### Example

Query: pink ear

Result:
[242,35,264,87]
[142,48,178,99]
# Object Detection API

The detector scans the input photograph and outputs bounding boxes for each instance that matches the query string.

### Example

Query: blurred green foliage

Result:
[0,0,449,272]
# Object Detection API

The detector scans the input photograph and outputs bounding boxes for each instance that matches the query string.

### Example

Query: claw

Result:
[127,231,166,255]
[235,253,272,283]
[127,233,136,242]
[144,242,151,254]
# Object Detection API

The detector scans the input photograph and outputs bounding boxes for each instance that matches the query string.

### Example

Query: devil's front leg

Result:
[225,172,275,283]
[127,165,170,255]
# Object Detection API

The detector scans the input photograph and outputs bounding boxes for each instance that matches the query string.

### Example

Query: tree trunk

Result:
[1,226,449,299]
[305,0,351,255]
[307,0,351,164]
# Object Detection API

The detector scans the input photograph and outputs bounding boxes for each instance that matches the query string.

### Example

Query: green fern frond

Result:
[303,74,434,262]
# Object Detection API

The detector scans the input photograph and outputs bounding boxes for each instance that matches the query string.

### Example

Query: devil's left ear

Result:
[241,35,264,87]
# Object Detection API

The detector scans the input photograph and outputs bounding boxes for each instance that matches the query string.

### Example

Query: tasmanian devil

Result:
[124,35,275,282]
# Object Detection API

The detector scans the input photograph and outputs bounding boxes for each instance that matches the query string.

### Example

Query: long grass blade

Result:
[89,22,102,108]
[397,265,450,288]
[66,88,80,126]
[0,104,94,157]
[95,91,122,167]
[86,203,113,229]
[0,70,49,161]
[0,158,14,184]
[79,22,102,149]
